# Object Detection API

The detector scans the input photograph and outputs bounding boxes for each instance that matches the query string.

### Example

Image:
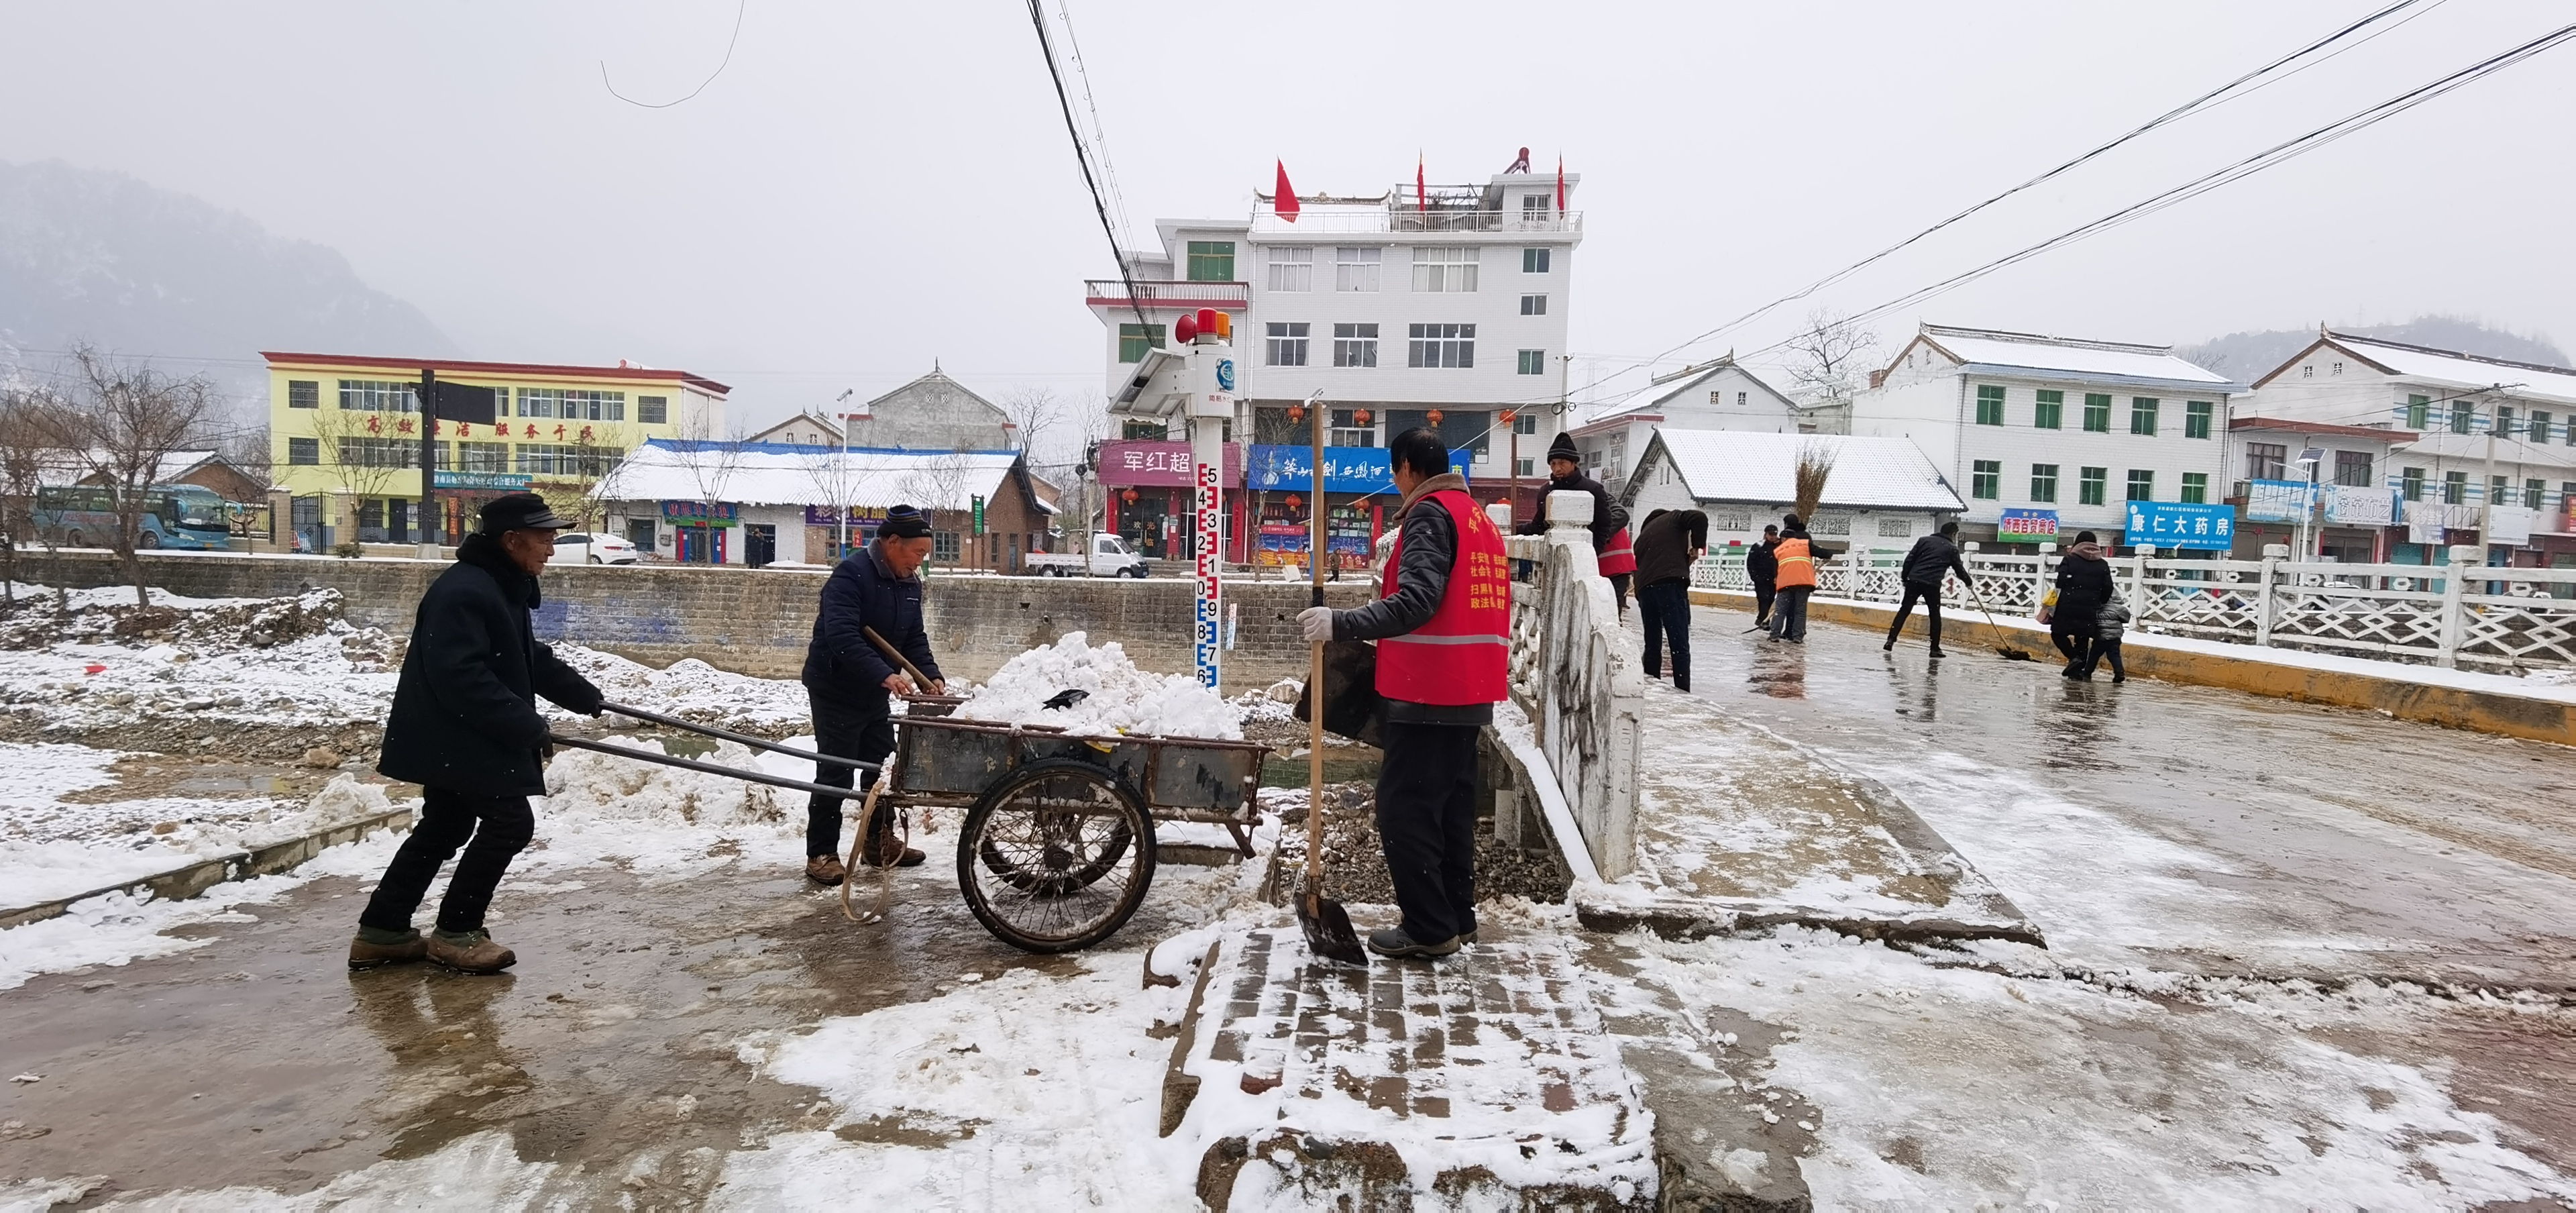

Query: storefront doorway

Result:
[676,523,727,564]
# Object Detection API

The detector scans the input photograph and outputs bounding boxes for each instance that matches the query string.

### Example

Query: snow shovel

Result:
[1298,399,1366,967]
[1963,582,2037,661]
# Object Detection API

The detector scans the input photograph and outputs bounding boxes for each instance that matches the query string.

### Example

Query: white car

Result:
[549,532,641,566]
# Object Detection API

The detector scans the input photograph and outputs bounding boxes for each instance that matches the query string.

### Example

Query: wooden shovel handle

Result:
[863,625,935,689]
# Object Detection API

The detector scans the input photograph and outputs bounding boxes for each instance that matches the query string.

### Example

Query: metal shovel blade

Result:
[1298,890,1368,966]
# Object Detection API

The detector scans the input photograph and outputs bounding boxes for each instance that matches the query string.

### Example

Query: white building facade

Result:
[1851,324,2241,549]
[1565,358,1818,497]
[1621,429,1964,556]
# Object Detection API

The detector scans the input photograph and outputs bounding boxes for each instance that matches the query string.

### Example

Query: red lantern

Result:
[1426,409,1444,426]
[1285,494,1302,510]
[1353,409,1371,425]
[1122,488,1139,505]
[1499,409,1517,424]
[1287,405,1304,423]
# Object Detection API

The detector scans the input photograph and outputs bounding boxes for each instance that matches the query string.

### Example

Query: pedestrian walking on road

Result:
[1885,521,1972,657]
[1746,524,1780,627]
[2051,531,2114,679]
[2086,594,2131,683]
[801,503,946,885]
[1299,428,1511,961]
[354,493,606,975]
[1631,507,1708,691]
[1768,515,1817,643]
[1519,432,1631,611]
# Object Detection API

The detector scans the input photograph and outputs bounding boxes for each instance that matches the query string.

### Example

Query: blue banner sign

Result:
[2244,479,2316,523]
[2123,500,2236,549]
[1246,445,1473,494]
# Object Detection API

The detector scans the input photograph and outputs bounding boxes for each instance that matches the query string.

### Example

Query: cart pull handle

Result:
[549,733,879,800]
[598,700,875,771]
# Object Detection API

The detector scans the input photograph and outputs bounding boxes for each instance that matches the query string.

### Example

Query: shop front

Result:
[1244,444,1484,572]
[1097,439,1245,563]
[664,500,737,564]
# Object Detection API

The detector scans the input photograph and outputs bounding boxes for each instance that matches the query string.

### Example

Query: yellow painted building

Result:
[263,352,729,545]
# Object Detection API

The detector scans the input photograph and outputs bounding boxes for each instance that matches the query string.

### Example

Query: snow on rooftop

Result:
[2333,333,2576,405]
[1652,429,1964,512]
[606,441,1020,511]
[1920,327,2237,391]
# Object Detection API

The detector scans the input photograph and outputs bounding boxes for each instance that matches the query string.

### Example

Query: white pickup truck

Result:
[1024,532,1152,578]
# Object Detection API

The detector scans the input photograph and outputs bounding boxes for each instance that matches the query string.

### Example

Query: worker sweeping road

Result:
[352,493,606,975]
[1299,428,1510,960]
[800,503,945,885]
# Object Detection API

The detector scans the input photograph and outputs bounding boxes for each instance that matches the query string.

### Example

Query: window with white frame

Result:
[1334,247,1381,292]
[1411,246,1479,292]
[1265,322,1309,366]
[1521,248,1550,273]
[1519,293,1546,315]
[337,380,417,413]
[1332,323,1377,368]
[1266,246,1312,292]
[1329,409,1375,447]
[1407,323,1475,368]
[518,388,561,419]
[1515,411,1539,435]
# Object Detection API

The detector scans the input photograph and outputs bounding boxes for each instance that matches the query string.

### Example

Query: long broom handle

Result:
[550,733,879,799]
[1306,397,1328,913]
[598,700,876,770]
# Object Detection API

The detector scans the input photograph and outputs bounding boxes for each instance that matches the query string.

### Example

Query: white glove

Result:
[1296,606,1336,643]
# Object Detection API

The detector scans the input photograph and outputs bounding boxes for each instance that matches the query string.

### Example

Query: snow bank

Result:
[957,632,1242,740]
[549,645,812,733]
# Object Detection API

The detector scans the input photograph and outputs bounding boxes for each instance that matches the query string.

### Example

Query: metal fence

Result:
[1693,546,2576,672]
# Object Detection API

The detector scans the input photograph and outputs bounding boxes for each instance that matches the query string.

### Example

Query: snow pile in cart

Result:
[957,631,1244,740]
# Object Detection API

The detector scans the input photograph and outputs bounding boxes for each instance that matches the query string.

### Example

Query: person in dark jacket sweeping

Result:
[1884,521,1973,657]
[800,504,945,884]
[1298,428,1509,960]
[1745,524,1780,627]
[1631,507,1708,690]
[352,493,604,975]
[1517,432,1630,610]
[2051,531,2115,678]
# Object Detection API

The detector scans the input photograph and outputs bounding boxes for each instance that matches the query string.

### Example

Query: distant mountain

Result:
[0,159,455,385]
[2177,315,2571,382]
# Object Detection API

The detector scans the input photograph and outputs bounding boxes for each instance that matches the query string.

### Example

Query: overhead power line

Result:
[1633,0,2440,381]
[1022,0,1153,341]
[601,0,747,109]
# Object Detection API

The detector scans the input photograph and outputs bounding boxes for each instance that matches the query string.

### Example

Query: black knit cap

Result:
[1547,431,1579,462]
[879,503,932,539]
[478,492,571,534]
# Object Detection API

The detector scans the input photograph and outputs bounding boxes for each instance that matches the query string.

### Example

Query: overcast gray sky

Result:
[4,1,2570,431]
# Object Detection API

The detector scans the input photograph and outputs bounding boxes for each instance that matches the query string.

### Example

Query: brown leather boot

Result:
[347,929,427,971]
[425,929,517,975]
[859,826,925,869]
[805,854,847,886]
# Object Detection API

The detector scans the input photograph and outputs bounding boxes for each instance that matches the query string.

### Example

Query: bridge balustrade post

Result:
[2436,543,2477,668]
[2255,543,2286,648]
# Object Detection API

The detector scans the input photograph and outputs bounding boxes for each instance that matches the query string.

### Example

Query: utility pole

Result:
[417,368,438,557]
[834,388,856,562]
[2478,386,2501,561]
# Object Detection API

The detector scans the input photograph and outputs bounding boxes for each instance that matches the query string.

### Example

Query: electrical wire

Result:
[1023,0,1154,344]
[601,0,747,109]
[1052,2,1134,255]
[1622,0,2444,390]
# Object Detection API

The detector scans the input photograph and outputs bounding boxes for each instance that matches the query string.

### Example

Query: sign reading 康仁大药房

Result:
[2123,500,2234,549]
[1994,508,2058,543]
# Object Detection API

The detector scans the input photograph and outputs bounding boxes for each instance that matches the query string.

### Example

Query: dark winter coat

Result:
[1631,509,1709,588]
[1899,533,1972,589]
[1515,470,1628,553]
[2053,546,2116,619]
[377,533,604,797]
[1334,473,1491,726]
[802,541,943,713]
[1745,539,1780,587]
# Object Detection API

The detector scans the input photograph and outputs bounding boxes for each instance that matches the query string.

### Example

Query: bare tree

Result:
[900,452,976,565]
[671,410,749,543]
[801,445,863,560]
[1782,308,1881,412]
[44,345,217,605]
[524,417,631,533]
[306,401,418,546]
[0,384,72,607]
[998,386,1068,460]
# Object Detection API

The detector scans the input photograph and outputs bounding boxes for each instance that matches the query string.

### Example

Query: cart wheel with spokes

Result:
[956,757,1155,953]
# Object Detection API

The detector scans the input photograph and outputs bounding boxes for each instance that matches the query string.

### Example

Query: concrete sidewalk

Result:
[1576,681,2041,946]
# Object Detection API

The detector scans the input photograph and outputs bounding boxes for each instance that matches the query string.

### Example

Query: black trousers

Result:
[2081,636,2126,680]
[2051,612,2096,671]
[1636,580,1692,691]
[808,691,897,857]
[1886,582,1945,649]
[1770,586,1812,641]
[1751,579,1776,624]
[1374,719,1481,945]
[1608,572,1632,616]
[360,786,535,935]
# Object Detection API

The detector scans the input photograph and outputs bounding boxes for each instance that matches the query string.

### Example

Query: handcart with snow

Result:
[552,699,1270,955]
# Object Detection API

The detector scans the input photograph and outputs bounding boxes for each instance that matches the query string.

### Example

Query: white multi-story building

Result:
[1563,356,1819,497]
[1622,429,1964,556]
[1850,323,2241,547]
[2241,329,2576,567]
[1085,163,1578,550]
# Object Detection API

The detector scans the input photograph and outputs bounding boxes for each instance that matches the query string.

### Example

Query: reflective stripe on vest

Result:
[1375,489,1510,706]
[1597,526,1637,576]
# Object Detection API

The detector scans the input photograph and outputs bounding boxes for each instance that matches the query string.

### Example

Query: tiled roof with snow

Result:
[2330,333,2576,406]
[604,441,1021,511]
[1650,429,1964,511]
[1918,325,2239,393]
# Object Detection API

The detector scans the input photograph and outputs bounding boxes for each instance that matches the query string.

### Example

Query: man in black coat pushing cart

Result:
[800,503,946,885]
[351,494,605,975]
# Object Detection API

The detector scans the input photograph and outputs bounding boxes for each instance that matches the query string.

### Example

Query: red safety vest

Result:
[1375,489,1510,706]
[1597,526,1636,576]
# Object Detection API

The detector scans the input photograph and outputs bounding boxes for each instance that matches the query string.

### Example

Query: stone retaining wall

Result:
[11,551,1373,686]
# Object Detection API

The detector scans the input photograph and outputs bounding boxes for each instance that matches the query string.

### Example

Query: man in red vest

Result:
[1298,428,1510,959]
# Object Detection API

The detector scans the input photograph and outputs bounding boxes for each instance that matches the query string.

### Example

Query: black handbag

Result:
[1293,639,1383,749]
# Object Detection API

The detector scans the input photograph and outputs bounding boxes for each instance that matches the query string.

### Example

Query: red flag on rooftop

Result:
[1416,151,1426,213]
[1556,154,1566,213]
[1274,160,1300,223]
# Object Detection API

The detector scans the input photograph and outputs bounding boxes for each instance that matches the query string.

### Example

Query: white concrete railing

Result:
[1503,490,1641,880]
[1691,544,2576,672]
